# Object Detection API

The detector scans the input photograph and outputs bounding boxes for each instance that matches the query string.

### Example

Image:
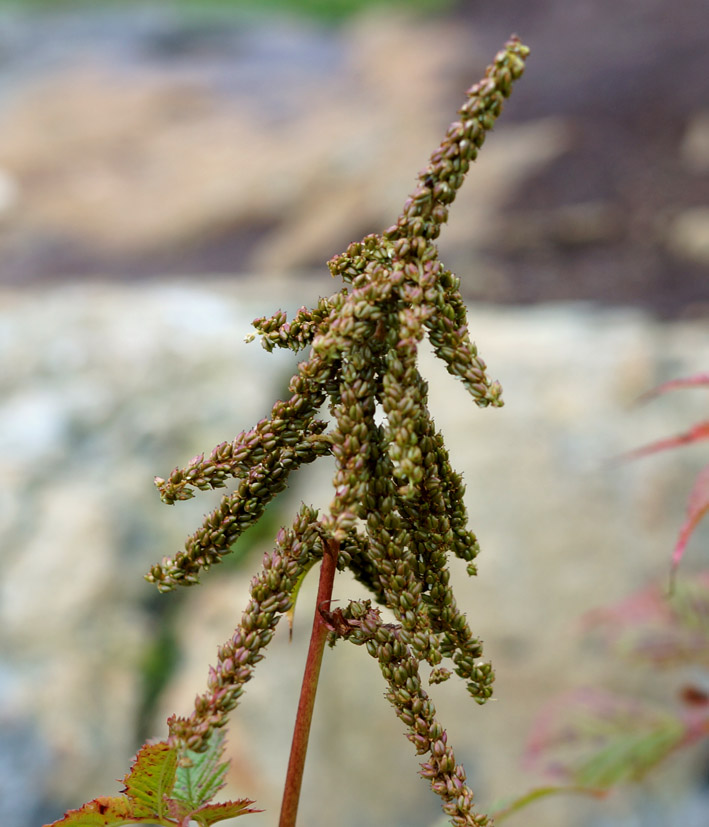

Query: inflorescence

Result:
[146,37,529,826]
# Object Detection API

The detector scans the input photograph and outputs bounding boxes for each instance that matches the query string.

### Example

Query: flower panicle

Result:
[155,419,329,506]
[147,432,331,592]
[385,35,529,247]
[145,37,529,826]
[168,506,323,752]
[247,295,336,353]
[333,600,490,825]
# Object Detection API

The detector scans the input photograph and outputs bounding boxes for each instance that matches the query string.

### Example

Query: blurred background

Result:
[1,1,708,826]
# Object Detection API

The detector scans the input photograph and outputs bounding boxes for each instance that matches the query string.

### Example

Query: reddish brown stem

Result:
[278,538,339,827]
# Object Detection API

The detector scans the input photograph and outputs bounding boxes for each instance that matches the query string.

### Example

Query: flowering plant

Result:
[47,37,529,827]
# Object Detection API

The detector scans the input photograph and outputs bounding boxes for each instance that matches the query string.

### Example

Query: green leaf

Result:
[43,796,147,827]
[192,800,262,826]
[172,730,229,810]
[122,741,178,818]
[285,557,318,639]
[45,742,178,826]
[46,735,259,827]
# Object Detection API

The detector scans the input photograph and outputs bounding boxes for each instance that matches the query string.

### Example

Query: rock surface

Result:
[2,278,709,826]
[0,3,706,316]
[1,3,708,824]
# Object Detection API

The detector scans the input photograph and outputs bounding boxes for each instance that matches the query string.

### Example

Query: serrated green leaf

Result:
[122,741,178,818]
[192,800,262,826]
[46,732,261,827]
[173,730,228,810]
[43,795,153,827]
[45,742,178,826]
[46,742,181,827]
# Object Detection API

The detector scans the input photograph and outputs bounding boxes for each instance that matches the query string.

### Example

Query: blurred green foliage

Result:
[2,0,456,24]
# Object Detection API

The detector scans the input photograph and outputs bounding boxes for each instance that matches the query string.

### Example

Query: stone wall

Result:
[2,278,709,826]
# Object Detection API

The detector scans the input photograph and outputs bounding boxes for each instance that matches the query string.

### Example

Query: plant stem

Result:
[278,538,339,827]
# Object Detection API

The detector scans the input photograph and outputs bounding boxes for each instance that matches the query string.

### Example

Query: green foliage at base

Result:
[46,732,258,827]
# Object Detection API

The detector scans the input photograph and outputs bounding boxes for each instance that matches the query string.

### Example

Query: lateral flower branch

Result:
[142,37,529,827]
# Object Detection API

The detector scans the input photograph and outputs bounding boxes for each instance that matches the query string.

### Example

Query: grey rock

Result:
[4,281,705,826]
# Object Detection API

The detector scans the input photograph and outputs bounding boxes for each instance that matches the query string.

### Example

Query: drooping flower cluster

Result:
[147,37,529,826]
[331,600,489,826]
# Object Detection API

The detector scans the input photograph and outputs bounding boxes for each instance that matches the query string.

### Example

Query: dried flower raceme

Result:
[146,37,529,826]
[329,600,490,826]
[167,505,325,749]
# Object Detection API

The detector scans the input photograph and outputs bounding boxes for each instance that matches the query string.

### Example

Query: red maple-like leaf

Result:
[624,372,709,576]
[672,462,709,576]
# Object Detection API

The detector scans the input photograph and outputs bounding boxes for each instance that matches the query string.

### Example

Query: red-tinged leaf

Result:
[43,796,154,827]
[638,372,709,402]
[671,462,709,579]
[583,572,709,667]
[121,741,177,817]
[45,742,179,827]
[526,689,688,789]
[621,421,709,462]
[583,581,670,630]
[45,731,261,827]
[191,799,262,826]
